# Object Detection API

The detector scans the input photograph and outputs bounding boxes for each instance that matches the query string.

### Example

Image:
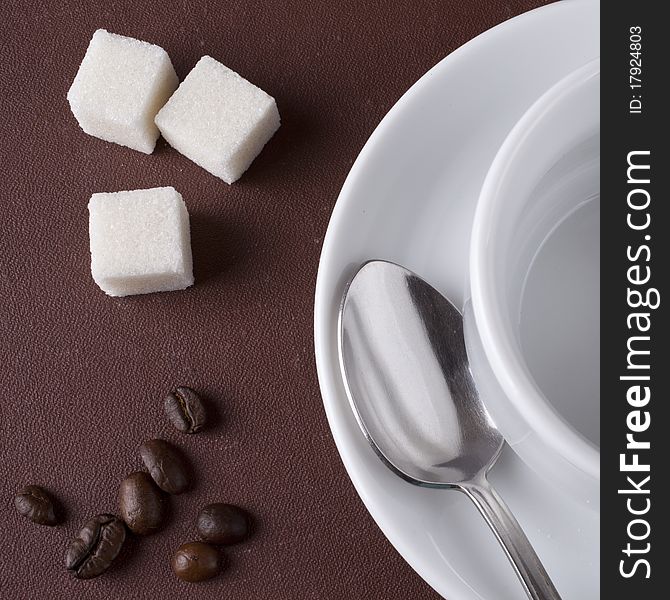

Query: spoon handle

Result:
[461,476,561,600]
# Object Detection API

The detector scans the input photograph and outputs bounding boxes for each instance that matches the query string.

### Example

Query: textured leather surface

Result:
[0,1,548,598]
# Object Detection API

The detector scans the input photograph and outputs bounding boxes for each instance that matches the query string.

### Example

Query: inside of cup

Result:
[486,67,600,448]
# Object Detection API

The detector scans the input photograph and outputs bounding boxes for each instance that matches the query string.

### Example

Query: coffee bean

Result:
[65,514,126,579]
[140,439,190,495]
[14,485,60,526]
[119,471,166,535]
[171,542,223,582]
[164,387,207,434]
[196,503,250,545]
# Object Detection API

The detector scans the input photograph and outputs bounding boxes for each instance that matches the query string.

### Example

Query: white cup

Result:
[465,59,600,509]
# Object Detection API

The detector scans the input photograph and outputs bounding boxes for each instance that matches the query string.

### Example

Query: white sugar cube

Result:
[155,56,280,183]
[88,187,194,297]
[68,29,179,154]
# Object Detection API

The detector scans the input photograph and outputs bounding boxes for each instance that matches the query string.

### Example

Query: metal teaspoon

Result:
[338,260,561,600]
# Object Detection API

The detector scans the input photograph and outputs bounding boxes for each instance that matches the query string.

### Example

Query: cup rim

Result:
[470,59,600,481]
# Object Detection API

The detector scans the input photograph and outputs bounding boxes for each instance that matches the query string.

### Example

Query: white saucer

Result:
[314,2,600,599]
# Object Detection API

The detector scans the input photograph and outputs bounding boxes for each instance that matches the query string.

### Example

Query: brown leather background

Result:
[1,1,548,598]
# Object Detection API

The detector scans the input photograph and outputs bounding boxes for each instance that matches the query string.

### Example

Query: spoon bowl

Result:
[339,260,503,487]
[339,260,561,600]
